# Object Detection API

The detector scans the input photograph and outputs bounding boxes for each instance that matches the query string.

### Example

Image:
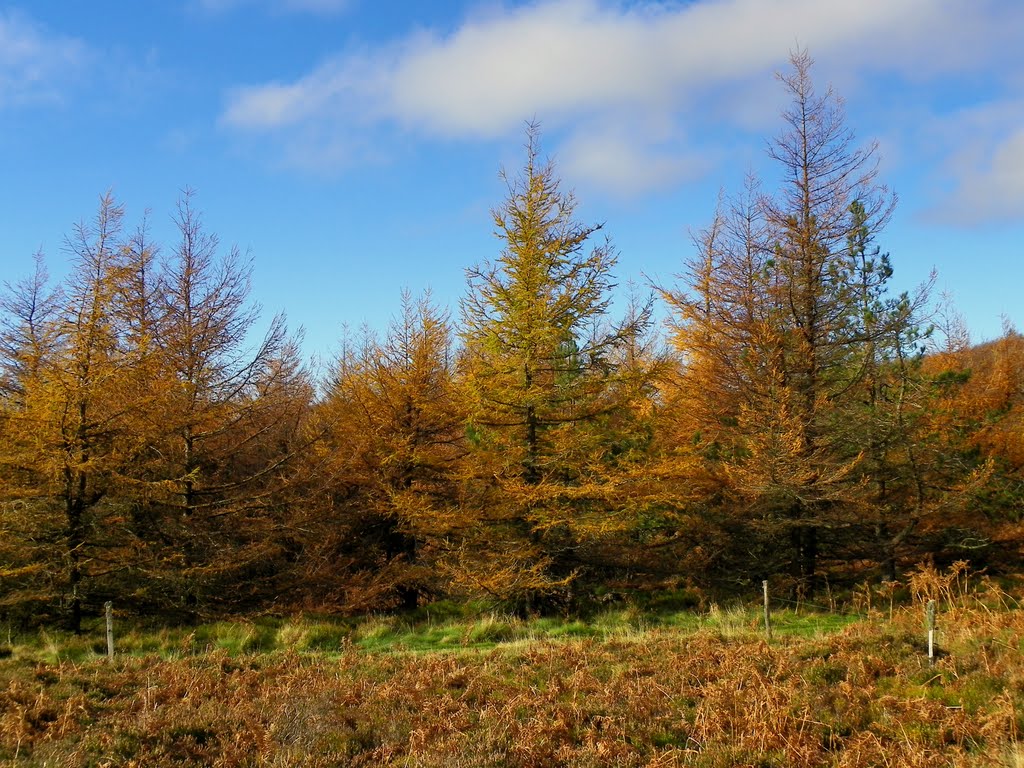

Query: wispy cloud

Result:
[220,0,1024,215]
[954,129,1024,224]
[0,10,87,108]
[560,122,714,198]
[925,99,1024,226]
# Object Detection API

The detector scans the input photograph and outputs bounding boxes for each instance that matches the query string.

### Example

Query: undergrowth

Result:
[0,564,1020,766]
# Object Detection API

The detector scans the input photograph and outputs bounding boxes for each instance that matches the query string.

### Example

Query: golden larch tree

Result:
[459,125,656,608]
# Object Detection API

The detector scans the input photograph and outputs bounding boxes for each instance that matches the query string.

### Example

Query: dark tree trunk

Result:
[790,523,818,597]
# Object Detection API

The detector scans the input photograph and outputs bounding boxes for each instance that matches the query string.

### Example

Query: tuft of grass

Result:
[352,616,402,652]
[293,620,352,652]
[529,617,601,640]
[33,628,98,664]
[188,619,281,655]
[1003,743,1024,768]
[705,603,757,637]
[770,608,862,637]
[463,613,521,645]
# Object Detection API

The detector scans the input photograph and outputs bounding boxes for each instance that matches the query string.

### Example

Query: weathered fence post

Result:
[105,601,114,661]
[926,599,936,666]
[763,580,772,641]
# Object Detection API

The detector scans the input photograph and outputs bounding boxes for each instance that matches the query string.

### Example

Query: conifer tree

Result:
[664,51,904,592]
[309,291,465,610]
[144,190,307,612]
[0,191,315,621]
[0,195,154,629]
[460,124,655,606]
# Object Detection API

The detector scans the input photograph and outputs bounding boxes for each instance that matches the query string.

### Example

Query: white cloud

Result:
[929,105,1024,226]
[0,10,87,108]
[224,0,931,135]
[561,123,713,197]
[881,93,1024,227]
[220,0,1024,207]
[224,52,385,129]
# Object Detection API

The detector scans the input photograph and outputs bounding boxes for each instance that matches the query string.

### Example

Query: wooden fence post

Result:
[105,601,114,661]
[763,580,772,641]
[926,599,936,666]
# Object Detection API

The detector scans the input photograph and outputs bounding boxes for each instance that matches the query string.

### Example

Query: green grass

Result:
[0,602,865,664]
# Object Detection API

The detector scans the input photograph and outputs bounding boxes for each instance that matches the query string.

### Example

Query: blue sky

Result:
[1,0,1022,362]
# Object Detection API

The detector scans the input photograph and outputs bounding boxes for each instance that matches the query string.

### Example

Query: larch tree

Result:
[760,51,900,588]
[139,190,308,613]
[917,323,1024,565]
[0,253,64,622]
[309,290,466,611]
[0,195,157,630]
[459,124,655,607]
[659,177,789,581]
[665,51,905,593]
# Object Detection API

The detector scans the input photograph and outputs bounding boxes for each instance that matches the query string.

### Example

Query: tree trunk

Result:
[790,523,818,597]
[65,487,85,634]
